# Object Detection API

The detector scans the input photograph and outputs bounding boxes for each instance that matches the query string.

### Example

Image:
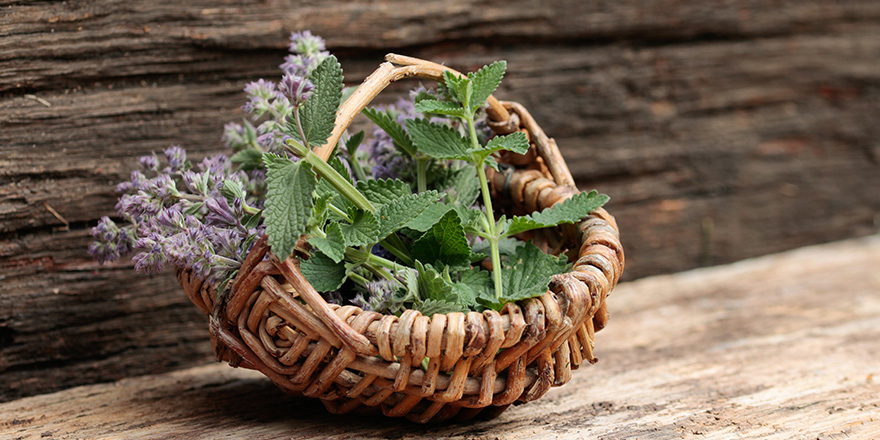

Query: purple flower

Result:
[164,145,186,172]
[278,73,314,108]
[204,196,239,227]
[289,30,326,55]
[116,170,146,194]
[139,153,159,172]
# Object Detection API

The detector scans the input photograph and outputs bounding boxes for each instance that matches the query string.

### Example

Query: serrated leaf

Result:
[415,261,455,303]
[443,70,472,106]
[416,298,466,315]
[289,56,344,147]
[469,61,506,112]
[344,130,365,157]
[414,99,467,118]
[362,108,416,157]
[375,190,444,240]
[472,236,525,257]
[480,131,530,158]
[432,167,480,207]
[501,190,610,238]
[456,267,491,303]
[499,242,569,304]
[310,222,345,263]
[339,209,380,247]
[263,154,316,259]
[356,179,412,207]
[230,148,264,170]
[406,119,471,160]
[300,252,346,291]
[412,210,471,268]
[404,203,453,232]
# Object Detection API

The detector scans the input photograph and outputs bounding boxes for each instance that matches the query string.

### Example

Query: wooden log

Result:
[1,236,878,438]
[2,0,880,402]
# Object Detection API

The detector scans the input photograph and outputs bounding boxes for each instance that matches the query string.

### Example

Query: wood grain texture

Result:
[2,236,878,439]
[2,0,880,402]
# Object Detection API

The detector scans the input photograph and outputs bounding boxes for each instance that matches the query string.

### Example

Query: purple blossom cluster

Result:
[351,279,404,314]
[223,32,325,155]
[90,145,266,287]
[361,93,421,180]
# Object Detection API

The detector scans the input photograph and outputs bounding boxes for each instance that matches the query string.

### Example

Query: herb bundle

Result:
[91,32,609,315]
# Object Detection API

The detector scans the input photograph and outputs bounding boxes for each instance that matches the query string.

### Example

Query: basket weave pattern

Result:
[176,55,624,423]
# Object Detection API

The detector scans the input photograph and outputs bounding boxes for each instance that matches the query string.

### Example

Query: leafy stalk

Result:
[466,113,504,300]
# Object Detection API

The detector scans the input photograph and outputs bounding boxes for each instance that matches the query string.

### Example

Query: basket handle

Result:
[315,54,576,188]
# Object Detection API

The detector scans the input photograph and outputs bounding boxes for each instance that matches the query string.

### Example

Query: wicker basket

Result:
[176,54,624,423]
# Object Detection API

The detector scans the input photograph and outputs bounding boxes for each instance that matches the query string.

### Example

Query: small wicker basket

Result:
[176,54,624,423]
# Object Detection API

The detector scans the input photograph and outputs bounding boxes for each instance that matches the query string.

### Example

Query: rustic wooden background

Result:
[2,1,879,402]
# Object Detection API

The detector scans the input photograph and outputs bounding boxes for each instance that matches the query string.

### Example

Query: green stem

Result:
[286,139,414,266]
[348,271,370,287]
[467,113,504,301]
[349,151,368,182]
[327,203,351,222]
[416,157,428,193]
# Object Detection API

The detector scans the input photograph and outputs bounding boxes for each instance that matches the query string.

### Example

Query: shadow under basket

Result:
[175,54,625,424]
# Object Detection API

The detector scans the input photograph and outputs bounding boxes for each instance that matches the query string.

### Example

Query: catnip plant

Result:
[91,31,609,315]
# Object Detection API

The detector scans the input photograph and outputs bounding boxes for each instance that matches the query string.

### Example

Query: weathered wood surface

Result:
[2,236,879,439]
[3,0,880,402]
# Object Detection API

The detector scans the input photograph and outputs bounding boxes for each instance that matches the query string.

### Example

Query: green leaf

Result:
[316,156,356,212]
[432,167,480,207]
[472,236,525,257]
[241,210,262,230]
[443,70,472,106]
[481,131,530,158]
[263,153,316,259]
[339,209,380,247]
[300,252,346,291]
[455,267,491,304]
[499,242,569,304]
[310,222,345,263]
[289,55,344,147]
[219,179,246,202]
[361,108,416,157]
[356,179,412,207]
[406,119,471,160]
[501,190,610,238]
[404,203,453,232]
[416,298,465,315]
[184,201,204,216]
[415,261,455,304]
[344,130,365,157]
[469,61,506,111]
[375,190,444,240]
[414,99,467,118]
[412,210,471,268]
[230,148,264,170]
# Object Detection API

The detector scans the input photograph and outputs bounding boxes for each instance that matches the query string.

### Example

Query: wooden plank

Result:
[2,236,878,439]
[3,0,880,402]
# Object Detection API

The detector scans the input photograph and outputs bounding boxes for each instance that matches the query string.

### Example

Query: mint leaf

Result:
[481,131,530,157]
[310,222,345,263]
[344,130,365,157]
[443,70,472,106]
[263,153,316,259]
[412,210,471,268]
[356,178,411,207]
[290,55,344,147]
[362,108,415,156]
[499,242,569,304]
[300,252,346,291]
[375,190,444,240]
[469,61,506,112]
[339,209,380,247]
[456,267,491,303]
[230,148,263,170]
[416,298,465,315]
[414,99,467,118]
[406,119,471,160]
[404,203,453,232]
[501,190,610,238]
